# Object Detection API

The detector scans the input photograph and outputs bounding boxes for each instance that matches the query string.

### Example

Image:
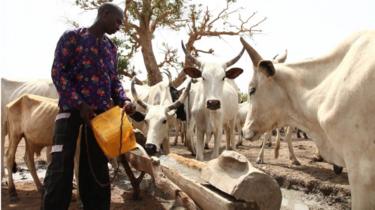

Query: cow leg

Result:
[225,121,236,150]
[347,165,375,210]
[45,146,52,165]
[285,127,300,165]
[256,133,270,164]
[162,138,170,154]
[211,128,222,159]
[1,132,5,181]
[23,142,43,193]
[274,128,281,159]
[173,121,180,146]
[236,129,243,148]
[195,130,205,161]
[180,121,186,144]
[6,133,22,202]
[205,127,213,149]
[185,122,196,155]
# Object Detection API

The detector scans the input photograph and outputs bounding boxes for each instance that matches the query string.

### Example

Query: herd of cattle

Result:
[1,31,374,210]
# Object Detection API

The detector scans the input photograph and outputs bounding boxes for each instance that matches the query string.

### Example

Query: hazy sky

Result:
[1,0,374,92]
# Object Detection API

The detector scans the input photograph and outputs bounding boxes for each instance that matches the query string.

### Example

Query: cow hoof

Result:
[204,144,209,149]
[291,160,301,166]
[256,158,264,164]
[9,191,19,203]
[235,142,243,148]
[333,164,343,175]
[312,155,324,162]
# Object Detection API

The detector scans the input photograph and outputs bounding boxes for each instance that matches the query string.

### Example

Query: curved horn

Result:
[240,37,263,66]
[224,47,245,68]
[273,49,288,64]
[131,77,149,110]
[162,69,172,86]
[167,80,192,111]
[181,40,202,67]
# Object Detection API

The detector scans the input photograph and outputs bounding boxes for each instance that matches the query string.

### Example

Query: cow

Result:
[5,94,59,201]
[240,31,375,209]
[130,77,191,156]
[1,78,58,180]
[257,127,300,165]
[182,41,244,161]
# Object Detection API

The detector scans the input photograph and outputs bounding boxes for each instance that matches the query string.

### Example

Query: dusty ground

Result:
[1,133,351,210]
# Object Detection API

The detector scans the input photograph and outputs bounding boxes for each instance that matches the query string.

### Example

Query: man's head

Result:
[96,3,124,35]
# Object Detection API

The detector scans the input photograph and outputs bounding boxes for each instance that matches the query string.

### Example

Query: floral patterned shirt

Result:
[51,28,129,111]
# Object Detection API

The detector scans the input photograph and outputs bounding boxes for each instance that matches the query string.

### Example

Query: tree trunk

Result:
[140,37,162,86]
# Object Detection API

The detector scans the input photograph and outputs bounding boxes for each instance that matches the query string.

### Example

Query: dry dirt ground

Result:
[1,133,351,210]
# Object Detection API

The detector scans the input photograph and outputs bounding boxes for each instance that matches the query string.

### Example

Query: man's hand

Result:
[79,102,95,124]
[123,100,136,115]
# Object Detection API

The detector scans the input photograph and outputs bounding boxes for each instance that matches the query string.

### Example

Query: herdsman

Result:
[41,3,136,210]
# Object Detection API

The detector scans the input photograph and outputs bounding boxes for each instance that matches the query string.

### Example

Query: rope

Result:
[84,107,125,188]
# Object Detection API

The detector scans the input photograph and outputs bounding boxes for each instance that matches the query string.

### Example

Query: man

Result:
[41,3,135,210]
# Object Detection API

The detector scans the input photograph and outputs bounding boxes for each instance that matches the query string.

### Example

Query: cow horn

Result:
[224,47,245,68]
[240,37,263,67]
[163,69,172,86]
[273,49,288,63]
[167,80,191,111]
[181,40,202,67]
[131,77,149,110]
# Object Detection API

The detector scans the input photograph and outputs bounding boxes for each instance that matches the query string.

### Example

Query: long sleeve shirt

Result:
[51,28,129,112]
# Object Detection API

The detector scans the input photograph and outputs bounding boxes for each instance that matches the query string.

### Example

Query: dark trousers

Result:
[41,111,110,210]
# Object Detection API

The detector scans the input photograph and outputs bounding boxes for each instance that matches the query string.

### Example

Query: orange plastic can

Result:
[91,106,137,159]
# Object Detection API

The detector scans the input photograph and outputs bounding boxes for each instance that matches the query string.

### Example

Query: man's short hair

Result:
[97,2,123,16]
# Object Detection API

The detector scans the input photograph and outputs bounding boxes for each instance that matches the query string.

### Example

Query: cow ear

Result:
[258,60,275,77]
[129,111,145,122]
[225,67,243,79]
[183,67,202,78]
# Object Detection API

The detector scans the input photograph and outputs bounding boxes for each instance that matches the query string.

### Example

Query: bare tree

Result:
[172,2,266,87]
[74,0,265,87]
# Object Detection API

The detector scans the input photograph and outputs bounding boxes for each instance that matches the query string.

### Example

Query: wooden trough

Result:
[121,147,282,210]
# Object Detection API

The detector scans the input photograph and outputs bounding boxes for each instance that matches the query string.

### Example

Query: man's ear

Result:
[258,60,275,77]
[225,67,243,79]
[183,67,201,78]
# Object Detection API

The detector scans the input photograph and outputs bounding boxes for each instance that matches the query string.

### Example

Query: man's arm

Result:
[51,30,84,110]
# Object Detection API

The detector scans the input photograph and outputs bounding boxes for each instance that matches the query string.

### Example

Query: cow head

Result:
[181,41,244,111]
[240,37,289,141]
[131,77,191,156]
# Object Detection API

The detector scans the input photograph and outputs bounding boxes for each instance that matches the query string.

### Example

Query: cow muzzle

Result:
[144,143,158,156]
[242,128,257,141]
[206,100,221,110]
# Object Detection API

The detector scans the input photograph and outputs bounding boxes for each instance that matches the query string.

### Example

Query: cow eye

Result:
[162,119,167,124]
[222,76,225,81]
[202,76,205,81]
[249,87,256,95]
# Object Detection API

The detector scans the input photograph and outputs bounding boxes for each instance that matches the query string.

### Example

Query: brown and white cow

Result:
[240,31,375,209]
[182,41,244,160]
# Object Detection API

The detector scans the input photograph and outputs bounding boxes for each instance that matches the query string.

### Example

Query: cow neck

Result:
[274,64,325,136]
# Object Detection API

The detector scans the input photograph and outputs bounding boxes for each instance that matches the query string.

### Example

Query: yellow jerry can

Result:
[91,106,137,159]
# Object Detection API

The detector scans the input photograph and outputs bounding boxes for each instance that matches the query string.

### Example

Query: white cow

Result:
[130,77,191,156]
[240,31,375,209]
[182,42,244,160]
[5,94,59,201]
[1,78,58,180]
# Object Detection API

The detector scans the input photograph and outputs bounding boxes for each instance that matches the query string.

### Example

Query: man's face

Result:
[103,10,124,34]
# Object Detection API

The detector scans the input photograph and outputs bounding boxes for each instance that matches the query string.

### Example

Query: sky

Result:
[1,0,375,92]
